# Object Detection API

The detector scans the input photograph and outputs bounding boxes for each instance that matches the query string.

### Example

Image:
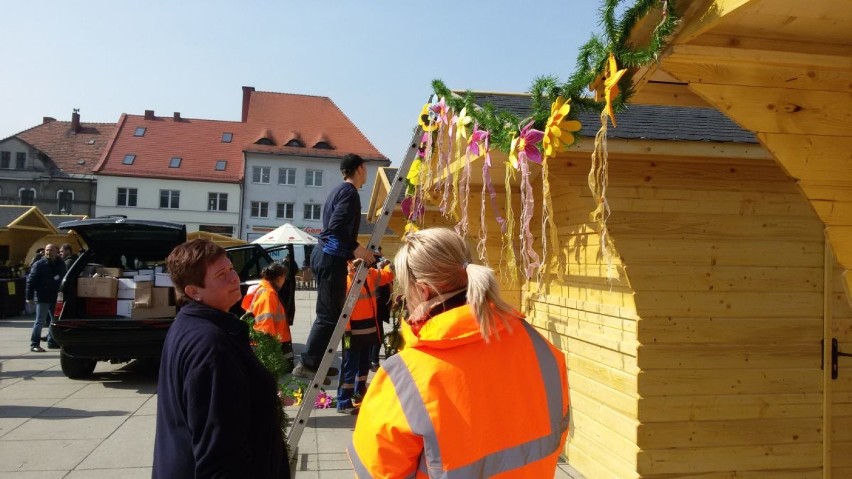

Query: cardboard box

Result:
[121,270,138,278]
[154,273,174,288]
[134,274,154,282]
[152,287,174,307]
[117,279,153,306]
[154,265,167,274]
[116,301,175,319]
[94,267,123,278]
[86,298,117,315]
[77,277,118,298]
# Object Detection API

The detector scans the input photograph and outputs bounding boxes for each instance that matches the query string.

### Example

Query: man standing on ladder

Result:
[293,153,376,380]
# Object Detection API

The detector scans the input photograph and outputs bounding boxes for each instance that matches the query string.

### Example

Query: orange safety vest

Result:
[348,304,569,478]
[347,267,394,337]
[240,279,291,343]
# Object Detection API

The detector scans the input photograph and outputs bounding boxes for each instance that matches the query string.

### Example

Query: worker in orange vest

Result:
[348,228,569,477]
[241,263,293,367]
[337,258,394,414]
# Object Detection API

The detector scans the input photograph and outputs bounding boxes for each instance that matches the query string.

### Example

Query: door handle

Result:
[823,338,852,380]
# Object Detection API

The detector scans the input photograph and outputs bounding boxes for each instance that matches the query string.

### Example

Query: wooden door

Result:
[825,239,852,478]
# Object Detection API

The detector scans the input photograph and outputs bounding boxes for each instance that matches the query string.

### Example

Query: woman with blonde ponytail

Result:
[348,228,569,478]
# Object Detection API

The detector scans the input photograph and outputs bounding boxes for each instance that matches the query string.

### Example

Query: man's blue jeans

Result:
[30,302,55,348]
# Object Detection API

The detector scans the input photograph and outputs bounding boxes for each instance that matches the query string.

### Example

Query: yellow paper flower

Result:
[406,158,422,186]
[418,103,438,132]
[543,97,582,159]
[403,221,420,239]
[293,388,303,406]
[508,134,520,170]
[454,107,472,144]
[603,53,627,127]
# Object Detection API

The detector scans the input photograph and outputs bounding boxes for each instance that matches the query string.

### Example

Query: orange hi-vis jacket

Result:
[240,279,291,343]
[347,303,569,478]
[347,267,394,338]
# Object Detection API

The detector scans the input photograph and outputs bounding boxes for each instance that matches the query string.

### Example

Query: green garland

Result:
[432,0,679,152]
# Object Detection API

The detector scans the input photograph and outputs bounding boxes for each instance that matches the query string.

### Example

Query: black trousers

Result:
[300,248,348,370]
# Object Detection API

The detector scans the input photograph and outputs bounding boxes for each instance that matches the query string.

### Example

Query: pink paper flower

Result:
[508,121,544,169]
[429,97,449,125]
[401,196,425,221]
[314,390,334,409]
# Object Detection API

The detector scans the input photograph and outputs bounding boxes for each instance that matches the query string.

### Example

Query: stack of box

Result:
[77,266,176,319]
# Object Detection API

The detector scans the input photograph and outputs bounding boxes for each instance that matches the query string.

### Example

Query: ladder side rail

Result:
[287,127,422,449]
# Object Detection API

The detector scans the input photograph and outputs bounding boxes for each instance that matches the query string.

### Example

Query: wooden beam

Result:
[759,133,852,181]
[675,0,755,43]
[688,83,852,136]
[826,226,852,266]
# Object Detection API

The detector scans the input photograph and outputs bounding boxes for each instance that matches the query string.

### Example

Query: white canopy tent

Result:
[251,223,318,246]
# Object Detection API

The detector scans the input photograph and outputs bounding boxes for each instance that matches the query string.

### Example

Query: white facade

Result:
[242,152,385,241]
[95,175,241,236]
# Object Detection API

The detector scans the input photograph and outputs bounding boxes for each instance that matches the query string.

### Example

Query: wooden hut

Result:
[370,85,847,476]
[0,206,58,266]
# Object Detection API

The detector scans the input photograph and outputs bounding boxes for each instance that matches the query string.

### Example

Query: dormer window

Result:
[134,127,146,137]
[122,154,136,165]
[169,157,182,168]
[285,139,304,147]
[313,141,333,149]
[215,160,227,171]
[222,132,233,143]
[256,138,275,146]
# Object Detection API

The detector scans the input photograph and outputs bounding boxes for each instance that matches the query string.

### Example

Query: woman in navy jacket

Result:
[153,239,289,478]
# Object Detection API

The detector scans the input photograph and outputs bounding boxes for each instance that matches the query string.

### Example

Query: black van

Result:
[51,218,294,379]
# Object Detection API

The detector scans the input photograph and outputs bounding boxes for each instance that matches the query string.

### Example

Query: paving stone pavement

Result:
[0,290,582,478]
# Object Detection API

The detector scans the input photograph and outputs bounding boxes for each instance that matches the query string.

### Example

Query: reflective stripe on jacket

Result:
[348,304,569,478]
[240,279,291,343]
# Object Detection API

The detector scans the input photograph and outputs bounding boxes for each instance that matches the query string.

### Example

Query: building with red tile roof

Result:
[94,86,389,239]
[0,110,115,217]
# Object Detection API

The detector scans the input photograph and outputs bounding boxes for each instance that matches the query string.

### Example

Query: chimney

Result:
[144,110,155,120]
[71,109,81,134]
[43,117,56,124]
[241,86,255,122]
[174,112,181,121]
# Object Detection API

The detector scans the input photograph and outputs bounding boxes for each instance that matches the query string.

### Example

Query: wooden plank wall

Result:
[829,262,852,478]
[597,152,827,478]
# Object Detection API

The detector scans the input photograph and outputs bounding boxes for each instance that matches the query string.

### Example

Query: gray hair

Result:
[393,227,519,340]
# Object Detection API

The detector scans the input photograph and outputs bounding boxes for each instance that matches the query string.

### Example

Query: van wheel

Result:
[60,351,96,379]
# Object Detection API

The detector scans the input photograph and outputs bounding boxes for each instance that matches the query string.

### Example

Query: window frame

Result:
[278,167,296,185]
[15,152,26,169]
[303,203,322,221]
[221,132,233,143]
[215,160,227,171]
[122,154,136,165]
[117,187,138,207]
[133,127,146,137]
[169,157,182,168]
[276,202,295,220]
[57,190,74,213]
[208,192,228,212]
[250,201,269,218]
[305,169,323,188]
[252,166,271,184]
[159,189,180,209]
[18,187,36,206]
[0,151,10,169]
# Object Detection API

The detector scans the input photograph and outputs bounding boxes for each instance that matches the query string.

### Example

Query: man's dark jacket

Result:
[153,301,289,479]
[25,257,66,304]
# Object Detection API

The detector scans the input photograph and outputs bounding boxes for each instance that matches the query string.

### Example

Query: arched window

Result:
[255,138,275,146]
[18,188,36,206]
[285,139,304,147]
[313,141,333,150]
[57,190,75,214]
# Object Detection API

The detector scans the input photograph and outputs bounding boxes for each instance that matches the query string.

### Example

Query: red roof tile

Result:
[244,91,387,160]
[15,120,117,176]
[96,114,248,183]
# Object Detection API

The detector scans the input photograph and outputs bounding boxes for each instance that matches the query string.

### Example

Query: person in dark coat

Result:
[293,154,376,380]
[153,239,290,479]
[25,243,65,352]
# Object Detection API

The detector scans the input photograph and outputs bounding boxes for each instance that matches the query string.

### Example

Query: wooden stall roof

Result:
[627,0,852,292]
[0,206,58,234]
[44,214,88,230]
[186,231,247,248]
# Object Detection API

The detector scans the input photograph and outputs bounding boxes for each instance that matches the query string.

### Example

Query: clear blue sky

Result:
[1,1,601,164]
